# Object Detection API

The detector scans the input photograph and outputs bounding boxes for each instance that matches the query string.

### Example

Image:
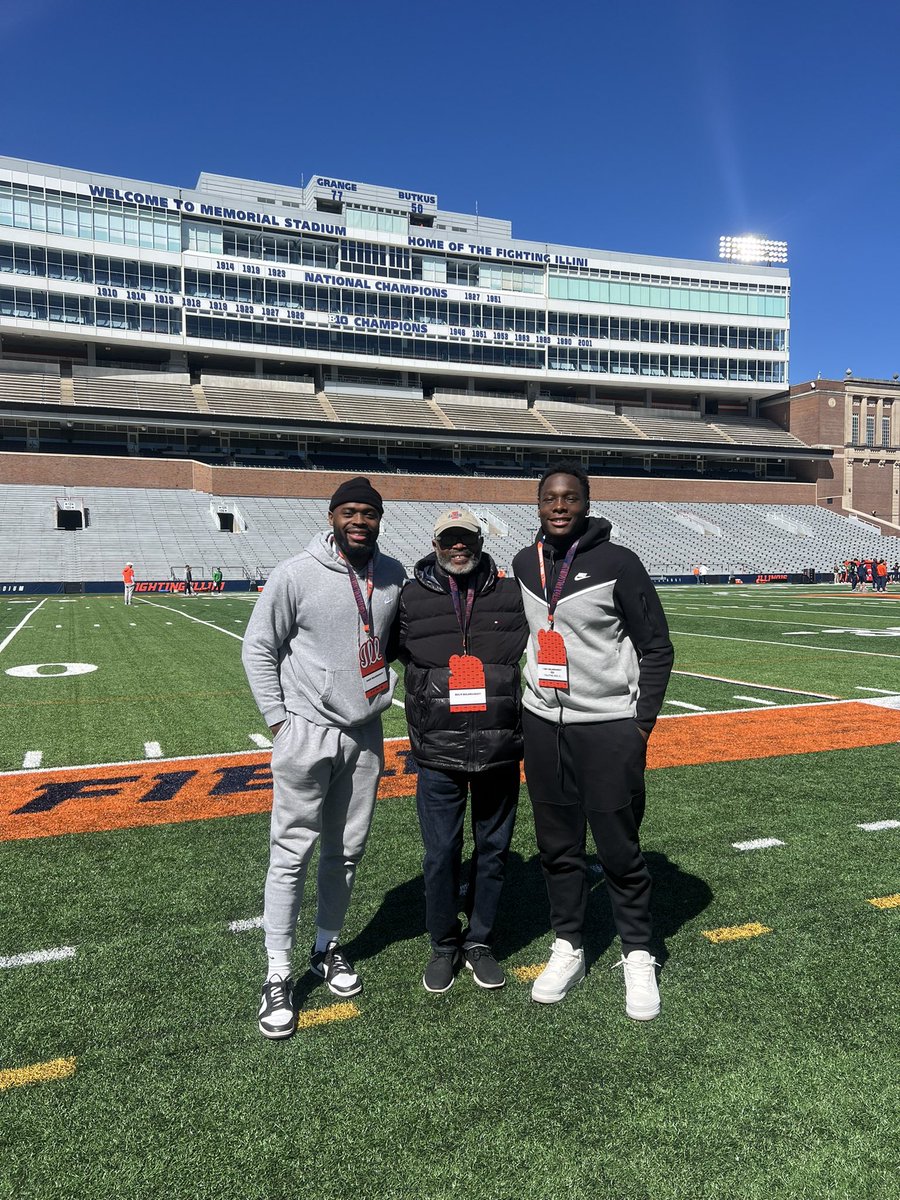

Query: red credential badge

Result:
[536,627,569,690]
[359,636,389,699]
[449,653,487,712]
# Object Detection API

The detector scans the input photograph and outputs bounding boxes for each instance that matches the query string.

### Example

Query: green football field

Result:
[1,585,898,1199]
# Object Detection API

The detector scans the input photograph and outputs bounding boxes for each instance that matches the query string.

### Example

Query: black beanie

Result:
[328,476,384,514]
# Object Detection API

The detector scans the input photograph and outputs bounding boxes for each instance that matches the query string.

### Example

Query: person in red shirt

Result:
[122,562,135,606]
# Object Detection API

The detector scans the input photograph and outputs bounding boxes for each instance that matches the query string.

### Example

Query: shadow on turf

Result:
[342,850,712,977]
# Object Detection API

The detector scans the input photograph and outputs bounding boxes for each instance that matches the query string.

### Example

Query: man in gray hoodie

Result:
[242,477,406,1039]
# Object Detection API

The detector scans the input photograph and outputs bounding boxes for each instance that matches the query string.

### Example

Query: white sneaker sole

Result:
[422,974,455,994]
[626,1002,660,1021]
[258,1019,296,1039]
[465,961,506,990]
[531,971,585,1004]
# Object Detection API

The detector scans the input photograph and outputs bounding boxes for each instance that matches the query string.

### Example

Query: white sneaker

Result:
[531,938,585,1004]
[614,950,660,1021]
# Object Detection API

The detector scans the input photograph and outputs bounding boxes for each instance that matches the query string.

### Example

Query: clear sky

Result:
[3,0,899,385]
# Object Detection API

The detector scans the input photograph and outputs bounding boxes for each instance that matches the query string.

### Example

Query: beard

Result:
[332,525,375,565]
[435,546,481,576]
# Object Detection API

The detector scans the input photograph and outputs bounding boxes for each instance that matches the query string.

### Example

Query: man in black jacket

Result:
[397,508,528,993]
[512,463,674,1020]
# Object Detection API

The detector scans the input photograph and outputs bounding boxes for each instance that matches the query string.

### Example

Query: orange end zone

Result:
[2,702,900,843]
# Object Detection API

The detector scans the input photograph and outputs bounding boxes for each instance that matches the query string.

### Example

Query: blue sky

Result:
[3,0,899,384]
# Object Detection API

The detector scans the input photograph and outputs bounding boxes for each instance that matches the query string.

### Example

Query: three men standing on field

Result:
[242,465,673,1035]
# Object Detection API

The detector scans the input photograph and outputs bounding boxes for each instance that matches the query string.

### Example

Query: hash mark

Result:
[0,945,76,969]
[702,922,772,943]
[228,916,264,933]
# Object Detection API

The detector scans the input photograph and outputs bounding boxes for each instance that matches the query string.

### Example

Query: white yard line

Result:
[670,670,837,699]
[857,820,900,832]
[668,610,900,632]
[0,598,47,655]
[733,695,778,706]
[249,733,272,749]
[135,598,244,641]
[0,946,76,969]
[657,697,866,719]
[144,742,163,759]
[670,630,900,659]
[666,700,707,711]
[22,751,43,769]
[855,687,900,695]
[391,699,405,709]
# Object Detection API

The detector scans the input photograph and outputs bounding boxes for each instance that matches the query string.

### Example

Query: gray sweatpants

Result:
[263,712,384,954]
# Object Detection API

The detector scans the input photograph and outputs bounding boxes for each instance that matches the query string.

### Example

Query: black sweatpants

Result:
[523,708,652,954]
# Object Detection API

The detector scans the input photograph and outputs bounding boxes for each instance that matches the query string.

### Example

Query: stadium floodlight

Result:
[718,235,788,264]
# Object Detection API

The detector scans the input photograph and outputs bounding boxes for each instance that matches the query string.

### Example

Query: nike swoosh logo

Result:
[574,572,590,581]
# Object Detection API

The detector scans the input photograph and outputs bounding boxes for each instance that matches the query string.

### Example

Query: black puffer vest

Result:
[396,553,528,772]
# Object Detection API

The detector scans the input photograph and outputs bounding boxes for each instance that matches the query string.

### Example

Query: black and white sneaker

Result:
[309,942,362,997]
[423,949,460,994]
[464,945,506,989]
[258,974,295,1039]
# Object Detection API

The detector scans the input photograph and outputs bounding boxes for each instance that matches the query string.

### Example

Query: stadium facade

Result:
[0,155,790,400]
[0,153,835,490]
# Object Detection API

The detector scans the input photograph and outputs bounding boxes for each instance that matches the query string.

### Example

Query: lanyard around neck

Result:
[447,574,477,654]
[537,537,580,627]
[341,554,375,635]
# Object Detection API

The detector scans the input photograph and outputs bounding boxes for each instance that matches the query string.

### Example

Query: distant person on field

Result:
[396,509,527,994]
[512,462,674,1020]
[184,564,194,596]
[876,559,888,592]
[242,477,405,1040]
[213,566,223,594]
[699,563,708,584]
[122,562,135,606]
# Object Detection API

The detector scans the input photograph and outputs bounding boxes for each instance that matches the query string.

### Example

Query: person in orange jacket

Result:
[122,562,135,606]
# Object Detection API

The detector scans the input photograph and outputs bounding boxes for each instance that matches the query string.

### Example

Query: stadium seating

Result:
[1,485,897,583]
[201,375,325,422]
[71,367,199,413]
[0,359,63,406]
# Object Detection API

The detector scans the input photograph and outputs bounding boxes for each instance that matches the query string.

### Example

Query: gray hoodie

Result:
[242,532,406,730]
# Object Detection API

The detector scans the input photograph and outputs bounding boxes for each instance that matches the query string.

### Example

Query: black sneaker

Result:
[464,945,506,990]
[309,942,362,997]
[258,974,295,1039]
[423,949,460,994]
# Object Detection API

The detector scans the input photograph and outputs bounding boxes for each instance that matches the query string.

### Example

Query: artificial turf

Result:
[1,586,898,1198]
